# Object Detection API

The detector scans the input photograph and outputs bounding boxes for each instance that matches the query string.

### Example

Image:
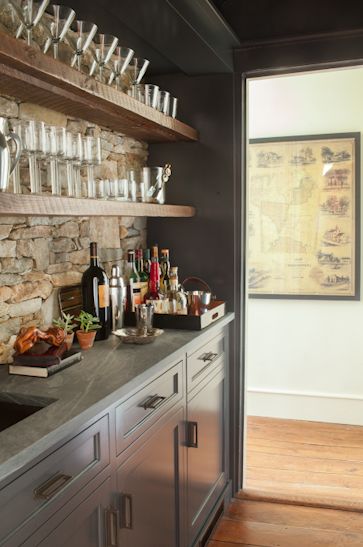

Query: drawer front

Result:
[0,414,109,545]
[187,334,224,392]
[116,360,184,455]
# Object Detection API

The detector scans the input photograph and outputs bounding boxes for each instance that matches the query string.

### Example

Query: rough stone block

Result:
[54,221,79,238]
[0,225,12,240]
[0,286,12,302]
[0,273,21,286]
[89,217,120,249]
[51,238,77,253]
[0,96,18,117]
[1,257,33,274]
[46,262,72,274]
[33,239,50,270]
[0,240,16,257]
[9,297,42,318]
[10,225,52,239]
[51,271,82,287]
[68,249,89,264]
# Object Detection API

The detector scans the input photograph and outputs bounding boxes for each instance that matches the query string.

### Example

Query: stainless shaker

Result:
[110,264,126,331]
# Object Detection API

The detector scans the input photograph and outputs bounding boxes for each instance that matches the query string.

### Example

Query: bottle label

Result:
[98,285,110,308]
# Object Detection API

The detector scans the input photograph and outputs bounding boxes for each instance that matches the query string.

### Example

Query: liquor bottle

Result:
[144,245,163,312]
[135,248,149,303]
[127,250,141,312]
[81,242,111,340]
[169,266,188,315]
[160,248,171,294]
[143,248,151,277]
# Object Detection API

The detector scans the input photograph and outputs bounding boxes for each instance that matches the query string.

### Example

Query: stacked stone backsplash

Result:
[0,94,148,363]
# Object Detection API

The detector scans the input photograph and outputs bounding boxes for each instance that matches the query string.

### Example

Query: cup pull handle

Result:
[187,421,198,448]
[120,493,133,529]
[105,507,119,546]
[140,394,166,410]
[33,473,72,500]
[7,131,22,175]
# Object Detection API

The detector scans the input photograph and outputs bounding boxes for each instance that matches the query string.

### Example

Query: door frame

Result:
[234,31,363,492]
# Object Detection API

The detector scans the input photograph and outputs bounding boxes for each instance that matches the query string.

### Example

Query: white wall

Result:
[247,67,363,425]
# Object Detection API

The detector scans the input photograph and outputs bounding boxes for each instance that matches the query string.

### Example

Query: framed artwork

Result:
[248,133,360,299]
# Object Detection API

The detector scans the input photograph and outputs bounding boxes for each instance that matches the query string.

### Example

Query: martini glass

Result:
[128,57,149,85]
[10,0,49,46]
[43,4,75,59]
[67,20,97,71]
[89,33,118,83]
[108,46,134,89]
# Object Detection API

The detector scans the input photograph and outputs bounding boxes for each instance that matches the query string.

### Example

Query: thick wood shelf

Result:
[0,31,198,143]
[0,194,196,217]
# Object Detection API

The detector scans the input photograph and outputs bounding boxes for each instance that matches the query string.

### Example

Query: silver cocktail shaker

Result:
[109,264,126,331]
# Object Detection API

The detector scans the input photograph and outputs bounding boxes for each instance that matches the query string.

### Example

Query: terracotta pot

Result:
[76,330,96,350]
[65,332,74,351]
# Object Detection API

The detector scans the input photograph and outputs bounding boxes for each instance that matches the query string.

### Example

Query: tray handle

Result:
[182,276,212,293]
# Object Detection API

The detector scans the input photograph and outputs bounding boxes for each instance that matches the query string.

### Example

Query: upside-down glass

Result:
[83,132,101,198]
[127,57,150,86]
[170,96,178,118]
[158,90,171,116]
[45,125,61,195]
[13,120,42,193]
[67,20,97,71]
[90,33,118,83]
[11,0,49,46]
[108,46,134,89]
[144,84,159,108]
[43,4,75,60]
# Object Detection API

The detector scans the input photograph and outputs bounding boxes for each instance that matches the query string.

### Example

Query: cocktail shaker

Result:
[109,264,126,330]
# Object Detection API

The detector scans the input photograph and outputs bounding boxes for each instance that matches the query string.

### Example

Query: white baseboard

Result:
[247,388,363,426]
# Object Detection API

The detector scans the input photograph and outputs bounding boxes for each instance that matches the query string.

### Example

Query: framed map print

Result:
[248,133,360,299]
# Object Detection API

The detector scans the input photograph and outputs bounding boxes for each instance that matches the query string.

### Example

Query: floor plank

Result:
[245,416,363,508]
[208,499,363,546]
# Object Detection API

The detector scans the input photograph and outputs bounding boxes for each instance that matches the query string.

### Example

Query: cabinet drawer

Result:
[187,334,224,392]
[0,414,109,545]
[116,360,184,455]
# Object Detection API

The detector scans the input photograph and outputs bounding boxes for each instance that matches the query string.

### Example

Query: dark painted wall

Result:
[147,73,236,309]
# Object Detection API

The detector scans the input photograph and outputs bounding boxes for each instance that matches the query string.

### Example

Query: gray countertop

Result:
[0,314,234,486]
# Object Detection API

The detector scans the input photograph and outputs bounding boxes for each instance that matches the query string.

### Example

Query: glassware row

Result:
[1,1,178,118]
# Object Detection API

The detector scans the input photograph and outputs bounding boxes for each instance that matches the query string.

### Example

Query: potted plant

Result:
[75,311,101,350]
[53,312,77,350]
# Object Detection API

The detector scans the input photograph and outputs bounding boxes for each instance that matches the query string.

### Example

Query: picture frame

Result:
[248,133,360,300]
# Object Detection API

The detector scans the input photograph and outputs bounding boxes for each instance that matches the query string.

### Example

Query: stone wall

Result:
[0,95,148,363]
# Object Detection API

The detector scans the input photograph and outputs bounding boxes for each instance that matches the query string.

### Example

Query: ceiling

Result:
[67,0,363,75]
[212,0,363,43]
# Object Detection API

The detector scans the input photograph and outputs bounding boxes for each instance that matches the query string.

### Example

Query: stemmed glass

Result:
[67,20,97,71]
[108,46,134,89]
[127,57,149,90]
[43,4,75,60]
[89,34,118,83]
[10,0,49,46]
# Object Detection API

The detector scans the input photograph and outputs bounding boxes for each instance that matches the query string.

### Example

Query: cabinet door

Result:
[187,365,226,544]
[23,478,114,547]
[117,405,185,547]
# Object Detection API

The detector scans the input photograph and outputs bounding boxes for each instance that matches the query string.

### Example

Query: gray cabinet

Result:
[22,477,114,547]
[186,363,227,545]
[116,404,186,547]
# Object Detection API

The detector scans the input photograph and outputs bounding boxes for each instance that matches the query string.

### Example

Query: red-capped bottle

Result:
[144,245,161,302]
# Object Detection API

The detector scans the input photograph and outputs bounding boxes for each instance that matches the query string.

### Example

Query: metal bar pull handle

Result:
[140,394,166,410]
[105,507,119,546]
[120,493,133,529]
[199,351,218,362]
[33,473,72,500]
[187,421,198,448]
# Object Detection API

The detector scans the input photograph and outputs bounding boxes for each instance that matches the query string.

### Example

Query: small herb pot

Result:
[76,330,96,350]
[65,332,74,351]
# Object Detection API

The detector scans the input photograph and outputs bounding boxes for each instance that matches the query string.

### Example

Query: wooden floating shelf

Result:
[0,193,196,218]
[0,31,198,144]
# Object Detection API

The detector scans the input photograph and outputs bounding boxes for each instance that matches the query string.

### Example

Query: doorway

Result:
[243,65,363,510]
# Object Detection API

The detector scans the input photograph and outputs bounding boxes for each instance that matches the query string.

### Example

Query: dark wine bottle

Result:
[81,242,111,340]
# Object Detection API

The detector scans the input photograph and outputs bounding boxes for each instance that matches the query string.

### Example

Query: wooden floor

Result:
[207,498,363,546]
[244,416,363,511]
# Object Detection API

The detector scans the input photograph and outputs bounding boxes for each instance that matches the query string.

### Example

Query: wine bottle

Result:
[81,242,111,340]
[127,250,141,312]
[135,248,149,303]
[160,248,171,294]
[143,248,151,277]
[144,245,163,312]
[169,266,188,315]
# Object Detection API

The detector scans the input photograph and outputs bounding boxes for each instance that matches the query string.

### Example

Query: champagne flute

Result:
[67,20,97,71]
[108,46,134,89]
[43,4,75,60]
[89,33,118,83]
[10,0,49,46]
